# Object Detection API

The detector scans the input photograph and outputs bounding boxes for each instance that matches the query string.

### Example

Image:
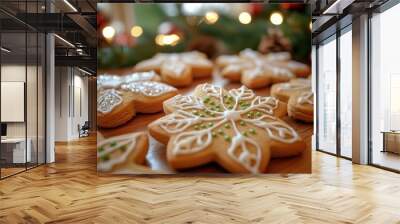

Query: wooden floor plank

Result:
[0,135,399,223]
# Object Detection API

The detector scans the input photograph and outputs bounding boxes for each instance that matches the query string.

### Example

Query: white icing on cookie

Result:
[227,133,261,173]
[121,81,176,97]
[265,52,291,62]
[98,71,157,89]
[270,66,294,78]
[275,81,311,92]
[97,132,142,172]
[97,89,123,114]
[287,61,308,69]
[239,48,260,59]
[154,84,300,173]
[297,91,313,105]
[124,71,157,83]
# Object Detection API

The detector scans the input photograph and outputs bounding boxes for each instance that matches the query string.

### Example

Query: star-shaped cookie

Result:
[216,49,310,89]
[134,51,214,87]
[148,83,305,173]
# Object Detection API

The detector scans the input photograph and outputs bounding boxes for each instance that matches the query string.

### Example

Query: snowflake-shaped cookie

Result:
[97,81,178,128]
[217,49,310,89]
[134,51,213,87]
[149,83,305,173]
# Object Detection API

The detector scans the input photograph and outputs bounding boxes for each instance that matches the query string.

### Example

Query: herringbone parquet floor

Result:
[0,135,399,224]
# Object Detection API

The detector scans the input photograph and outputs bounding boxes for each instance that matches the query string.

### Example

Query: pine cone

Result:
[258,29,292,54]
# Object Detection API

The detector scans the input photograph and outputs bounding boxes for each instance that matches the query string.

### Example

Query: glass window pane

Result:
[340,29,352,158]
[1,31,27,177]
[371,4,400,171]
[317,36,337,154]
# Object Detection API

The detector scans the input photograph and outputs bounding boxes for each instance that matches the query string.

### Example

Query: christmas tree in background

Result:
[98,3,311,69]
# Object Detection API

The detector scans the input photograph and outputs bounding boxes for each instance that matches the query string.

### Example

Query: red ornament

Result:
[97,13,108,30]
[280,3,304,10]
[249,3,264,16]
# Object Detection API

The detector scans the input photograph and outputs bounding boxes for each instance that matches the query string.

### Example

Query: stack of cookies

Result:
[271,78,314,123]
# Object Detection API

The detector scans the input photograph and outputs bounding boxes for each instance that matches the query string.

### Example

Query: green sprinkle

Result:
[110,141,117,147]
[247,113,251,118]
[200,114,206,118]
[240,121,246,126]
[201,123,207,129]
[208,122,214,127]
[101,154,110,161]
[250,128,256,135]
[194,125,200,130]
[98,147,104,152]
[224,135,231,142]
[210,112,216,117]
[255,111,262,117]
[224,123,231,129]
[243,131,249,137]
[218,129,224,135]
[212,132,217,138]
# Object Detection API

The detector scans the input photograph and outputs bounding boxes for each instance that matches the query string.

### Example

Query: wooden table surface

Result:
[98,68,313,173]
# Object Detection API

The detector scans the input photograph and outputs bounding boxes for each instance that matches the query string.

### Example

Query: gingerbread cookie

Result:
[97,81,178,128]
[270,78,311,103]
[288,91,314,123]
[97,71,161,90]
[134,51,213,87]
[217,49,295,89]
[274,60,311,78]
[97,132,149,173]
[148,84,305,173]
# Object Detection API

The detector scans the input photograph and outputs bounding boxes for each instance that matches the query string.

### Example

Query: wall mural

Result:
[97,3,313,174]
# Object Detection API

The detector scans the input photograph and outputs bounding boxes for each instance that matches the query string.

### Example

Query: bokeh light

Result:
[238,12,251,24]
[270,12,283,25]
[130,26,143,37]
[102,26,115,39]
[205,11,219,24]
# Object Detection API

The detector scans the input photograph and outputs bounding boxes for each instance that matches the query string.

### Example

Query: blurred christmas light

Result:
[270,12,283,25]
[155,34,180,46]
[131,26,143,37]
[238,12,251,24]
[205,11,219,24]
[309,22,312,30]
[102,26,115,40]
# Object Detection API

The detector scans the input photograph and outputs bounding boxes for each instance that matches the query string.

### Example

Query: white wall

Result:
[1,65,37,138]
[54,67,89,141]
